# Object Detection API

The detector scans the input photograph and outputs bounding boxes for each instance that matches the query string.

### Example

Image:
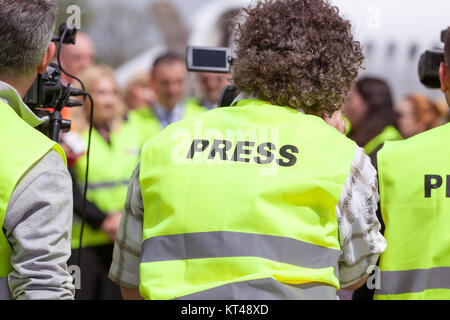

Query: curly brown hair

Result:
[231,0,364,114]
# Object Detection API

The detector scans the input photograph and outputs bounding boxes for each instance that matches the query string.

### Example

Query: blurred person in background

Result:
[123,71,157,111]
[59,32,95,86]
[395,94,447,138]
[128,52,205,147]
[344,77,403,164]
[68,65,141,300]
[58,32,96,168]
[188,72,231,110]
[436,100,450,123]
[58,32,95,123]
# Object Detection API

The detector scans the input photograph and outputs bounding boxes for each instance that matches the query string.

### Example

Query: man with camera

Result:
[371,29,450,300]
[109,0,386,300]
[0,0,74,299]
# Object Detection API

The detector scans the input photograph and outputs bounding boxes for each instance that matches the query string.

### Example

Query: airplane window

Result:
[386,42,396,59]
[409,44,418,60]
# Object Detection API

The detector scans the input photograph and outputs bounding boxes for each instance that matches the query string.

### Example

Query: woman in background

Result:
[123,71,156,111]
[68,65,141,300]
[395,94,447,138]
[344,77,403,164]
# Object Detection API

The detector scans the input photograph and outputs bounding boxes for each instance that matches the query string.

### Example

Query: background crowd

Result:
[54,5,448,300]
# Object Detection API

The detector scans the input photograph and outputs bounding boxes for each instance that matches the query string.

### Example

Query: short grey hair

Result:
[0,0,57,78]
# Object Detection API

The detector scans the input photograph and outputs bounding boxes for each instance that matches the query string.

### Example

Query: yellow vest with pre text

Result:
[375,124,450,300]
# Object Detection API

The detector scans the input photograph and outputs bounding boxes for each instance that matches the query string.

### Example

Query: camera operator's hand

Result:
[101,211,122,241]
[323,110,346,134]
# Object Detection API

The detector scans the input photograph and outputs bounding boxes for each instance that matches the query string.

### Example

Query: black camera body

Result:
[24,63,69,112]
[418,29,448,89]
[23,23,82,142]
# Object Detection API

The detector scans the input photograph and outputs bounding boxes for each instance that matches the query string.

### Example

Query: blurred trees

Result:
[55,0,233,68]
[150,1,188,57]
[56,0,163,68]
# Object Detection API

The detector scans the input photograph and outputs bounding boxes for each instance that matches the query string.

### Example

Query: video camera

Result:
[418,28,448,89]
[24,25,94,265]
[186,46,238,107]
[23,23,86,142]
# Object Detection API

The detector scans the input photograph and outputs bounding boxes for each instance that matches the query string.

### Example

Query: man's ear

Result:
[439,62,449,94]
[37,42,56,74]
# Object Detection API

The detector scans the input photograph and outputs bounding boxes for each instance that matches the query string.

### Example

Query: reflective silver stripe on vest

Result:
[141,231,340,269]
[0,278,11,300]
[83,179,129,191]
[175,278,336,300]
[375,267,450,295]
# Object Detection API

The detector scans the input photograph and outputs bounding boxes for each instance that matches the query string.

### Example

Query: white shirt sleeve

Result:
[336,146,387,287]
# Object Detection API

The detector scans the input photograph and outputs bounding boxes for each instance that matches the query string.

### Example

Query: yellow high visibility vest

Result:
[139,99,356,300]
[72,121,141,248]
[363,125,403,156]
[375,124,450,299]
[344,116,351,136]
[0,101,66,299]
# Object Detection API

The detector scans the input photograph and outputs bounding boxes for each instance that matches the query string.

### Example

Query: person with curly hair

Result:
[232,0,363,116]
[109,0,386,300]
